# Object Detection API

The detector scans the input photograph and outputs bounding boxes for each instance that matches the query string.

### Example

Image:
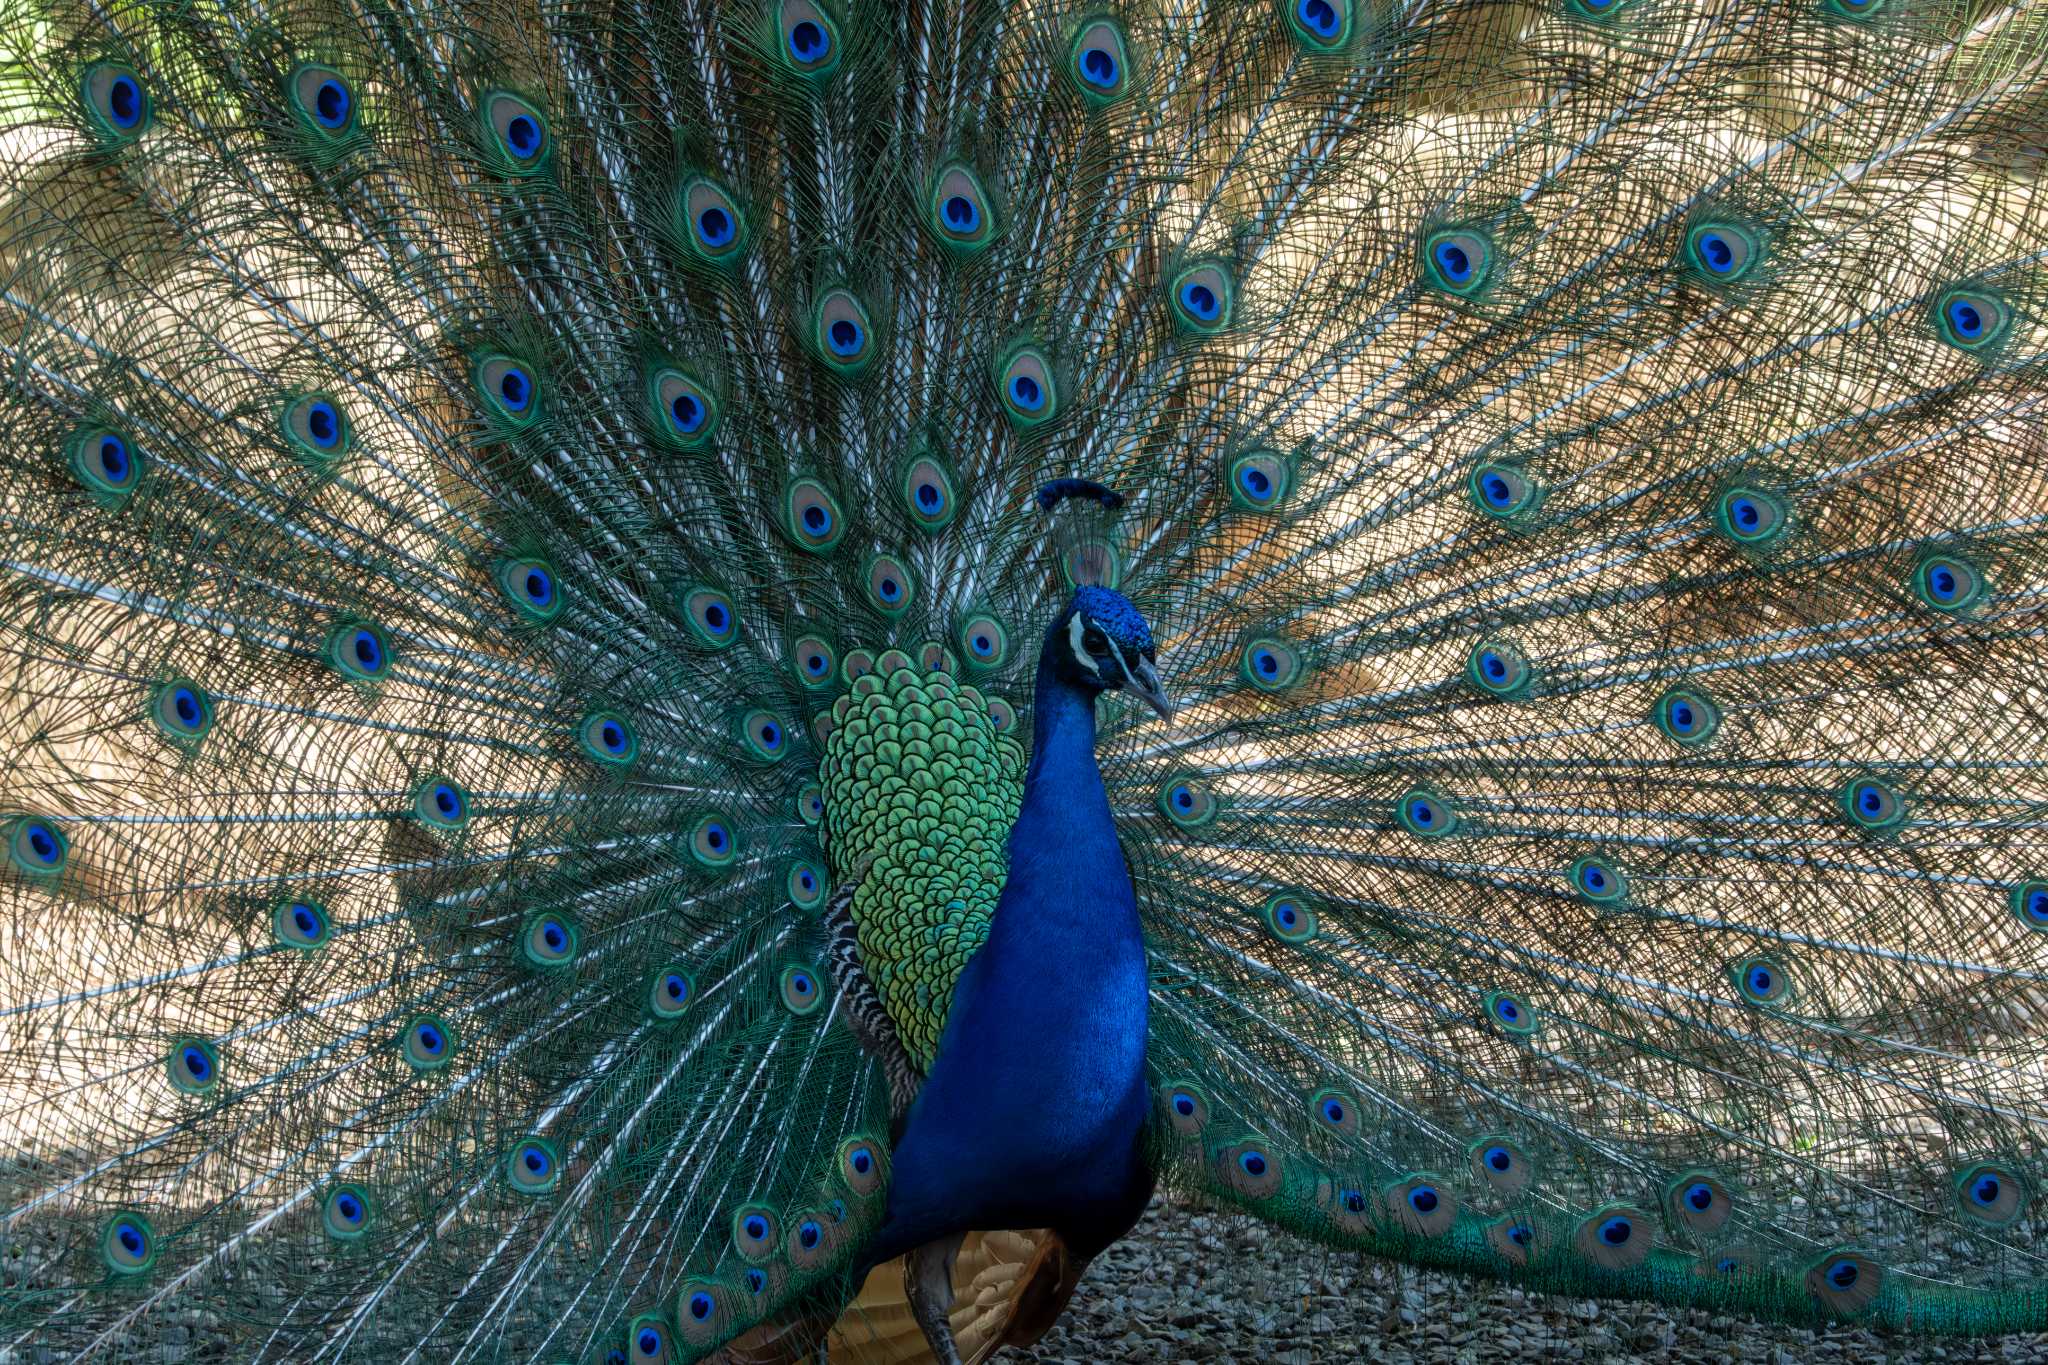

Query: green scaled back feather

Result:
[1,0,2047,1358]
[819,647,1024,1070]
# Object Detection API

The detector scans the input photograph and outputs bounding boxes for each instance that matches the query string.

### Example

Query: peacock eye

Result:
[1083,628,1109,654]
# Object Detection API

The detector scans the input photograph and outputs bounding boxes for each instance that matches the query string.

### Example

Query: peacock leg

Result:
[904,1231,968,1365]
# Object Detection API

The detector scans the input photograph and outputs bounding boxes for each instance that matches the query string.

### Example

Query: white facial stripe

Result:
[1068,614,1102,676]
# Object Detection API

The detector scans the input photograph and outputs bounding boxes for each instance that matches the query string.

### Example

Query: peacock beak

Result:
[1121,655,1174,723]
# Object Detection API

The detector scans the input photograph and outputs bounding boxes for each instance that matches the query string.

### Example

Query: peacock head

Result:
[1048,585,1173,720]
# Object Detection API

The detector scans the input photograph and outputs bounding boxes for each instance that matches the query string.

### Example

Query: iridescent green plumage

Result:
[1,0,2046,1359]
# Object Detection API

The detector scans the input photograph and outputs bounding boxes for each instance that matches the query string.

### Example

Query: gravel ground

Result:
[1006,1203,2048,1364]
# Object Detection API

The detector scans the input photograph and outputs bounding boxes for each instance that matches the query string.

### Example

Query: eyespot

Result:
[1068,19,1131,102]
[900,452,958,530]
[1310,1088,1360,1138]
[796,783,825,826]
[290,65,355,135]
[1654,687,1720,746]
[787,859,826,910]
[840,649,876,685]
[167,1037,220,1094]
[413,778,470,831]
[627,1315,673,1365]
[1169,262,1235,334]
[1261,890,1318,944]
[1397,786,1459,839]
[1226,449,1292,513]
[2011,881,2048,931]
[1667,1170,1734,1233]
[1240,638,1304,692]
[1806,1250,1882,1315]
[1466,639,1532,698]
[839,1136,886,1196]
[81,63,150,139]
[326,621,392,681]
[1574,1205,1653,1270]
[1565,0,1636,18]
[151,678,213,743]
[1570,855,1628,906]
[1841,775,1904,830]
[399,1013,455,1071]
[1697,1246,1763,1278]
[676,1280,734,1344]
[779,964,822,1014]
[577,711,639,766]
[1218,1142,1283,1199]
[1288,0,1353,48]
[476,355,540,424]
[1159,1081,1210,1135]
[1157,773,1218,829]
[316,1182,373,1241]
[506,1137,560,1194]
[1487,1216,1540,1265]
[783,478,845,553]
[1732,955,1792,1006]
[280,392,353,466]
[648,967,693,1019]
[1382,1175,1455,1236]
[1707,487,1786,548]
[985,696,1016,734]
[732,1205,780,1261]
[651,367,720,446]
[100,1212,157,1275]
[1061,537,1123,591]
[786,1210,837,1269]
[482,91,548,170]
[863,555,915,617]
[955,614,1009,671]
[1468,1137,1532,1195]
[737,708,791,764]
[1423,228,1493,295]
[1485,989,1537,1036]
[494,557,563,623]
[1932,288,2011,352]
[1954,1163,2027,1225]
[1469,462,1538,518]
[69,426,144,499]
[790,634,837,687]
[521,912,579,969]
[273,898,332,951]
[779,0,841,73]
[1684,222,1761,283]
[6,816,68,877]
[813,289,875,376]
[928,163,998,251]
[678,177,747,262]
[1913,554,1985,613]
[995,343,1059,429]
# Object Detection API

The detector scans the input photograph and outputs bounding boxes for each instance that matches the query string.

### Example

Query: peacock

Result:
[1,0,2046,1359]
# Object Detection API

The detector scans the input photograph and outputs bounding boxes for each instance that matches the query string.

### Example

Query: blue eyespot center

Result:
[1243,466,1272,495]
[1949,300,1982,337]
[1509,1225,1533,1245]
[108,76,142,127]
[98,435,132,482]
[542,922,565,951]
[916,481,941,509]
[524,1148,548,1174]
[172,688,199,725]
[799,1221,821,1248]
[1239,1150,1267,1177]
[1009,374,1043,409]
[1828,1259,1858,1289]
[314,79,350,127]
[505,115,540,158]
[852,1148,872,1173]
[1409,1185,1439,1213]
[1486,1147,1511,1171]
[806,653,827,674]
[690,1291,714,1319]
[639,1329,661,1355]
[706,824,727,850]
[665,975,686,999]
[1181,281,1219,320]
[744,1215,767,1239]
[792,973,813,995]
[353,631,381,670]
[698,206,733,246]
[802,504,829,532]
[1495,997,1520,1023]
[1436,242,1470,280]
[1172,785,1194,809]
[1699,232,1734,271]
[293,905,317,933]
[943,195,978,230]
[1748,966,1773,994]
[1173,1093,1195,1116]
[1973,1175,2001,1204]
[119,1223,145,1254]
[745,1268,766,1292]
[524,568,552,604]
[879,578,899,601]
[1686,1183,1714,1210]
[182,1046,210,1080]
[1299,0,1342,39]
[1081,47,1117,86]
[337,1193,362,1220]
[1481,651,1506,679]
[1599,1216,1632,1245]
[790,20,829,62]
[499,368,531,411]
[1483,474,1511,505]
[672,393,704,430]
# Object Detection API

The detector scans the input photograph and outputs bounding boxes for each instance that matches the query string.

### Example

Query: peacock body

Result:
[2,0,2047,1360]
